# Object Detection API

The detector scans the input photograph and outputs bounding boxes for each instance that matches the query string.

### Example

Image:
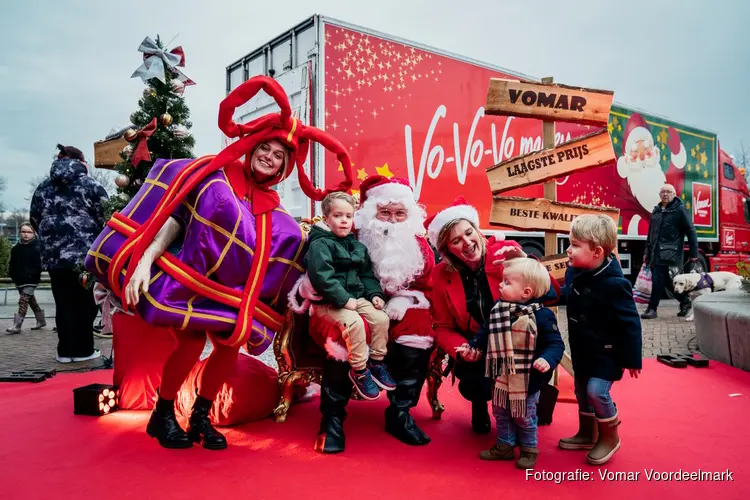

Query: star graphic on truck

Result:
[376,162,394,178]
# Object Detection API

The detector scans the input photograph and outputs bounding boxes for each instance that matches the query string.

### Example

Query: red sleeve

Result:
[432,268,470,358]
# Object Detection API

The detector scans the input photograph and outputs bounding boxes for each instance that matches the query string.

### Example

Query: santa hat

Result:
[667,126,687,170]
[358,175,415,208]
[424,196,482,248]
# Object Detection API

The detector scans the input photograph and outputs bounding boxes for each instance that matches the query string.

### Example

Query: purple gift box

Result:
[85,158,307,354]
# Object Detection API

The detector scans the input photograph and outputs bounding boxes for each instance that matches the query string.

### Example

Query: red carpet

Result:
[1,359,747,500]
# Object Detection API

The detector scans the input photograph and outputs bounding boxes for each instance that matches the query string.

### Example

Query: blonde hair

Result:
[502,257,550,299]
[436,218,487,270]
[322,191,356,216]
[570,215,617,255]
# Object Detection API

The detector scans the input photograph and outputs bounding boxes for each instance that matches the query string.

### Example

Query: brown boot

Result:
[479,442,515,461]
[558,411,598,450]
[586,413,621,465]
[516,447,539,469]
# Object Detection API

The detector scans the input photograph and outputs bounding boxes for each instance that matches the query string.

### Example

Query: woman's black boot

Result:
[146,394,192,449]
[187,394,227,450]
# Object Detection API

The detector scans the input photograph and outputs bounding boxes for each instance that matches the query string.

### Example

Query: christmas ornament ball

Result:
[171,80,185,94]
[160,113,173,127]
[115,174,130,188]
[170,124,189,138]
[124,128,138,142]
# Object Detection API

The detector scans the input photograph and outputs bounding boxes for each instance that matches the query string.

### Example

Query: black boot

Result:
[456,361,492,434]
[314,358,353,454]
[384,343,431,446]
[146,394,192,449]
[187,394,227,450]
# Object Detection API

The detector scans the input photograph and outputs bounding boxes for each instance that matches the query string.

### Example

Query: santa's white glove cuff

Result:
[384,296,411,321]
[298,273,321,301]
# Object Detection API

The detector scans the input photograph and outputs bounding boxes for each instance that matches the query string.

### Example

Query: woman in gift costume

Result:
[112,76,353,450]
[429,198,560,434]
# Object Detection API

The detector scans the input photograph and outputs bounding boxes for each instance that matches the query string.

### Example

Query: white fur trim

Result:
[391,289,430,309]
[395,335,434,349]
[427,205,480,248]
[617,156,629,179]
[324,337,349,362]
[313,220,331,231]
[365,182,415,206]
[671,142,687,169]
[626,214,643,236]
[287,275,311,314]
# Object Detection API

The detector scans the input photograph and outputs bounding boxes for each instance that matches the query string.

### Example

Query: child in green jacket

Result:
[306,192,395,400]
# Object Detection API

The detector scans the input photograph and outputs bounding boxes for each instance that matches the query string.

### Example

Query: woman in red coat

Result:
[427,197,560,433]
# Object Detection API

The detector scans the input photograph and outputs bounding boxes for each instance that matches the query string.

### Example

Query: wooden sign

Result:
[485,78,614,127]
[489,196,620,233]
[93,137,128,170]
[486,129,616,194]
[541,253,569,282]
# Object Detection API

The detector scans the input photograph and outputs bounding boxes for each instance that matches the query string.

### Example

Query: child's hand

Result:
[533,358,551,373]
[344,298,357,310]
[372,296,385,309]
[628,369,641,379]
[455,344,482,362]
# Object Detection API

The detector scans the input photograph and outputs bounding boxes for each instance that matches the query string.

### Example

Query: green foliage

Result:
[106,35,196,219]
[0,236,11,278]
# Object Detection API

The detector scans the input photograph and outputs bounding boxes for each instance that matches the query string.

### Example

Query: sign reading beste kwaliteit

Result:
[486,129,616,194]
[490,196,620,233]
[485,78,614,127]
[540,253,570,282]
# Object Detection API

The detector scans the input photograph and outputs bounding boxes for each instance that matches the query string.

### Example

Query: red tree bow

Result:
[131,118,158,167]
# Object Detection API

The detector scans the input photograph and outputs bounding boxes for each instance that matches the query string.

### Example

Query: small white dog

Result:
[672,271,743,321]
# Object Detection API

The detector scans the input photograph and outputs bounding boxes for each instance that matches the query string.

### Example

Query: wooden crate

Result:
[94,137,128,169]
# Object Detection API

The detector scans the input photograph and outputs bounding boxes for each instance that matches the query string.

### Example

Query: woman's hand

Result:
[492,246,527,267]
[455,344,482,362]
[124,260,151,307]
[372,296,385,310]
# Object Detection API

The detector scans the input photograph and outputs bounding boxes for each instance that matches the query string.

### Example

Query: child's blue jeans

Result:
[493,391,540,448]
[574,376,616,418]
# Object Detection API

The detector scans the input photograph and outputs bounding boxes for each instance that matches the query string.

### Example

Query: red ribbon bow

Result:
[131,118,158,167]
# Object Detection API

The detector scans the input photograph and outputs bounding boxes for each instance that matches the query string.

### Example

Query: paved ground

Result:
[0,287,697,377]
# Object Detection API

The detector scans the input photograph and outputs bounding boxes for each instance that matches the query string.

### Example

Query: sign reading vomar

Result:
[485,79,614,127]
[486,129,616,194]
[490,196,620,233]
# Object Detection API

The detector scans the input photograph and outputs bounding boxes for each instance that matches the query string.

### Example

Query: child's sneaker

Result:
[349,368,380,400]
[368,360,396,391]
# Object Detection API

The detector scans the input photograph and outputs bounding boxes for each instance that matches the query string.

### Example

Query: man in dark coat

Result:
[641,183,698,319]
[30,145,109,363]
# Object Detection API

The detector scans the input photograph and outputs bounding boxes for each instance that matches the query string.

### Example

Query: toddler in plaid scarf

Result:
[457,257,564,469]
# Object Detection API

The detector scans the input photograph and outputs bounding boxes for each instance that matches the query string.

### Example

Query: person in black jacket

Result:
[641,183,698,319]
[30,145,108,363]
[6,223,46,333]
[557,215,642,466]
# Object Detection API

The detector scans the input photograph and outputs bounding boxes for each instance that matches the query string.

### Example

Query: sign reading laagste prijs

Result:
[490,196,620,233]
[486,129,616,194]
[485,79,614,127]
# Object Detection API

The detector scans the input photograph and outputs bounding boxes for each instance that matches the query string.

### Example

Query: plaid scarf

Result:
[485,301,542,418]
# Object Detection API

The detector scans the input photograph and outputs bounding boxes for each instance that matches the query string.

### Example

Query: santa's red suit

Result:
[615,112,687,235]
[291,174,436,453]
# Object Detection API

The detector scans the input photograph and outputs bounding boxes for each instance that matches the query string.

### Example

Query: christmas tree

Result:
[105,35,195,217]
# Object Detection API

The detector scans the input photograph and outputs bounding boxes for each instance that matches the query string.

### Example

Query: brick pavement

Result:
[0,287,697,377]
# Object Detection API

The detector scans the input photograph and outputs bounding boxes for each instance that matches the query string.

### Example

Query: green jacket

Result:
[305,223,384,308]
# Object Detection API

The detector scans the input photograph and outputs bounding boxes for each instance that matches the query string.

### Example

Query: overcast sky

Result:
[1,0,747,211]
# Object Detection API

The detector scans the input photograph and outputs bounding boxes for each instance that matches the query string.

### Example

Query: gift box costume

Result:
[86,76,353,449]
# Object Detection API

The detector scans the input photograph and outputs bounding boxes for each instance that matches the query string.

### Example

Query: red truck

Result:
[225,15,750,288]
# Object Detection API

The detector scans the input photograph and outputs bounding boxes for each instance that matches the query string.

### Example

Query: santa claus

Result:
[616,112,687,235]
[294,175,436,453]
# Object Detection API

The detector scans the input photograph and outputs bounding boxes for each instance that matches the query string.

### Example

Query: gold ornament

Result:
[124,128,138,142]
[115,174,130,188]
[160,113,173,127]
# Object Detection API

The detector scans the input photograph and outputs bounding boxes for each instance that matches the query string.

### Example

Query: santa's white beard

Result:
[624,156,667,210]
[358,218,425,295]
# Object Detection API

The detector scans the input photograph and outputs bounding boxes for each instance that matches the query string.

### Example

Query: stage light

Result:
[73,384,120,416]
